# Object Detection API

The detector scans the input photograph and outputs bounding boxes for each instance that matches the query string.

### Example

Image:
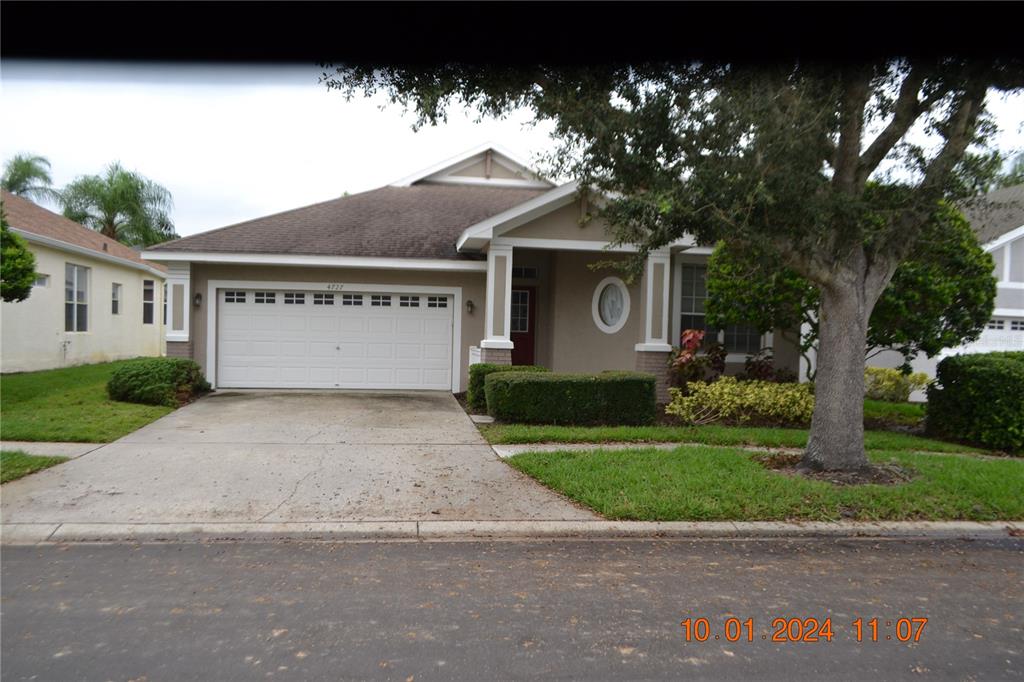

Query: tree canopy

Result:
[323,59,1024,470]
[60,162,177,247]
[1,203,38,303]
[706,202,997,376]
[1,154,58,204]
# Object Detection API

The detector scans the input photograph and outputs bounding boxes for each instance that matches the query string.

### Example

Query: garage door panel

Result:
[217,288,454,390]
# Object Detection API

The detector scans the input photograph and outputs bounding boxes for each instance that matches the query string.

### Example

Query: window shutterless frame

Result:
[64,263,89,332]
[112,282,122,315]
[143,280,155,324]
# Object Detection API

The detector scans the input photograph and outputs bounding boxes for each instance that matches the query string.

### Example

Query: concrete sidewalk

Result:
[3,519,1019,544]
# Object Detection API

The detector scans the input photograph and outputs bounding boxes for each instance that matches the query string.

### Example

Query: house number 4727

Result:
[325,283,345,291]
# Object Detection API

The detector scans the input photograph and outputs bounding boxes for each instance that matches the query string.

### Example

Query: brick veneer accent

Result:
[479,347,512,365]
[635,350,673,403]
[166,341,193,359]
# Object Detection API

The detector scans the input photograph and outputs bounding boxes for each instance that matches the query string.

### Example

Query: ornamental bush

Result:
[926,352,1024,453]
[466,363,548,411]
[665,376,815,427]
[864,367,931,402]
[107,357,211,407]
[484,371,656,425]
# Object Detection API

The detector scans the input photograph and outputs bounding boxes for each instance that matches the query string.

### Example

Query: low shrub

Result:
[864,367,931,402]
[665,376,815,427]
[466,363,549,411]
[107,357,211,407]
[737,349,798,383]
[668,329,726,389]
[926,352,1024,453]
[484,371,656,425]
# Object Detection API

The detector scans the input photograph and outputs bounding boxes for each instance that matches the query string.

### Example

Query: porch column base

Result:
[635,350,673,403]
[480,347,512,365]
[166,341,194,359]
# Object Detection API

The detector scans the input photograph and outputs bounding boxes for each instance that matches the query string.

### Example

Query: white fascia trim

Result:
[389,142,555,188]
[205,279,464,393]
[456,181,581,251]
[993,307,1024,317]
[14,228,168,279]
[982,224,1024,251]
[493,237,642,253]
[998,282,1024,290]
[635,343,673,352]
[422,175,553,189]
[141,251,488,272]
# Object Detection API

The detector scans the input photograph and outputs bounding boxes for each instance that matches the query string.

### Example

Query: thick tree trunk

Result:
[802,280,871,471]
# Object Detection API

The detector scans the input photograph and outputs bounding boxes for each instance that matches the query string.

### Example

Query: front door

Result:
[510,287,536,365]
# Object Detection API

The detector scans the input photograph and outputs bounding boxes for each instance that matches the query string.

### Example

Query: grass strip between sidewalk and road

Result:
[480,423,983,454]
[0,361,173,443]
[1,451,69,484]
[505,446,1024,522]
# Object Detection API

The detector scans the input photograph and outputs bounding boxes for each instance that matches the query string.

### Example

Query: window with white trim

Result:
[111,283,122,315]
[678,264,761,354]
[224,291,247,303]
[142,280,155,324]
[427,295,447,308]
[342,293,362,306]
[511,290,529,332]
[313,293,334,305]
[399,295,420,307]
[64,263,89,332]
[162,282,167,324]
[987,319,1005,330]
[33,274,49,288]
[512,266,539,279]
[284,292,305,305]
[371,294,391,307]
[1011,320,1024,331]
[255,291,276,304]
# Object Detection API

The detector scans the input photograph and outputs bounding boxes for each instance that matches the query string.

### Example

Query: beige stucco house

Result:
[143,144,800,400]
[1,191,167,373]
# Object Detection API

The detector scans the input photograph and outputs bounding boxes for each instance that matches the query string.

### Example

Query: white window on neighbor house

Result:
[988,319,1005,330]
[162,282,167,324]
[143,280,155,324]
[677,264,762,354]
[33,274,50,287]
[64,263,89,332]
[112,282,122,315]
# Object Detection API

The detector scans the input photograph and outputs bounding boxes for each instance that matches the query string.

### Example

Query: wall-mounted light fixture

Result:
[193,292,203,308]
[466,299,475,314]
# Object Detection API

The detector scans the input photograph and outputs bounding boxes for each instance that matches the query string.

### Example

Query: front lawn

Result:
[0,361,173,442]
[507,446,1023,522]
[1,450,69,483]
[480,423,983,454]
[864,398,926,427]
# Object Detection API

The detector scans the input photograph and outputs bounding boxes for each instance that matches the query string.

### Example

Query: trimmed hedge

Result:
[484,371,656,425]
[466,363,549,411]
[926,351,1024,453]
[107,357,211,407]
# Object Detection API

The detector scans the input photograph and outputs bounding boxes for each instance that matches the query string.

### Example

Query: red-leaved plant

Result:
[668,329,726,390]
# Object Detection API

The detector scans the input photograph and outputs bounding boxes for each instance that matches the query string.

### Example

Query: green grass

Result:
[507,446,1023,522]
[1,450,69,483]
[864,399,926,426]
[0,361,173,442]
[480,423,983,454]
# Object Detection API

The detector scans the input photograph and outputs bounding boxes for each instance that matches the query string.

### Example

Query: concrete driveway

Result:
[1,391,595,529]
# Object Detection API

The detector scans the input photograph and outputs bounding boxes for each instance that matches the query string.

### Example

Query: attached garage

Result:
[215,286,456,390]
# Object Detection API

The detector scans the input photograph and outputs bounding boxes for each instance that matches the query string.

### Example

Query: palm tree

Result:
[60,162,178,247]
[1,154,59,203]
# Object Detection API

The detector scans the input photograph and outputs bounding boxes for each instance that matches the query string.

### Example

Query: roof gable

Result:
[390,143,553,189]
[961,183,1024,247]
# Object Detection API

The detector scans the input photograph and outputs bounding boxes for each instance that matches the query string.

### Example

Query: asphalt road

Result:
[2,538,1021,681]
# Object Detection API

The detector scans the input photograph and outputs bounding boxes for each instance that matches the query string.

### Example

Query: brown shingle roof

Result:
[960,183,1024,245]
[1,190,166,273]
[147,185,549,260]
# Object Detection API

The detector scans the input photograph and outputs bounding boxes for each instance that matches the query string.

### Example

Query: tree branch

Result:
[854,66,930,185]
[832,66,873,194]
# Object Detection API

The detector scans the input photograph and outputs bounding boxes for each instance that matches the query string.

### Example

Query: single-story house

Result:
[143,144,800,400]
[1,190,167,373]
[806,182,1024,400]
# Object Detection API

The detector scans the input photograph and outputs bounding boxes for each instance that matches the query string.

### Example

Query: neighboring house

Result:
[803,183,1024,400]
[142,144,801,400]
[1,190,167,373]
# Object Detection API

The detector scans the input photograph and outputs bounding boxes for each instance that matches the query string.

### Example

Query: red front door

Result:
[510,287,536,365]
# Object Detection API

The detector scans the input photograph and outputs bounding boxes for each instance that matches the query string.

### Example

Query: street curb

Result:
[2,520,1020,545]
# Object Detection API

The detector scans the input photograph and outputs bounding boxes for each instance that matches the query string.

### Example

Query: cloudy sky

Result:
[2,61,1022,238]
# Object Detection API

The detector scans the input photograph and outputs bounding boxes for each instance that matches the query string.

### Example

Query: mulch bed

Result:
[752,451,915,486]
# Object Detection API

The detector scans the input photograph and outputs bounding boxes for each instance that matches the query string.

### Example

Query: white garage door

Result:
[216,289,454,389]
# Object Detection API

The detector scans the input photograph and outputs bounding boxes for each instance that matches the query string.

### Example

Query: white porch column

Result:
[635,247,672,352]
[480,242,514,363]
[164,262,192,358]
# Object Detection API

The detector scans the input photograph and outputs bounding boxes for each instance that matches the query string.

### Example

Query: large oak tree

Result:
[323,60,1024,470]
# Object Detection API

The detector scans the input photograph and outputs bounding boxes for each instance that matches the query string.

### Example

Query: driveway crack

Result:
[258,466,318,522]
